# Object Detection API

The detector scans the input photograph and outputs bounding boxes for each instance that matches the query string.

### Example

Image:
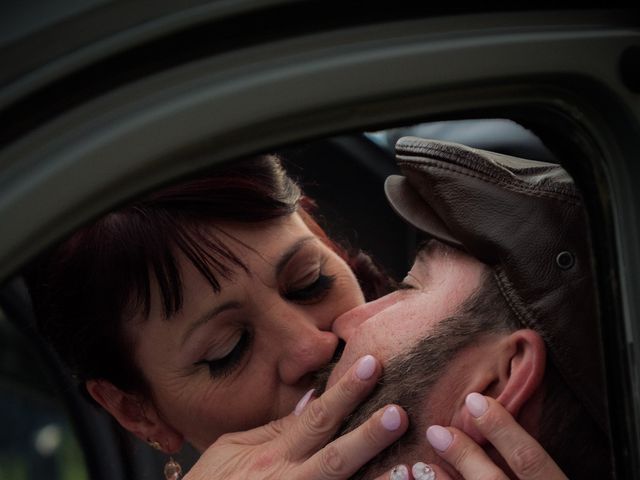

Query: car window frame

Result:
[0,6,638,479]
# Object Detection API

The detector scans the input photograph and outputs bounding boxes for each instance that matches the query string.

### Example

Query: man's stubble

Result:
[314,271,518,479]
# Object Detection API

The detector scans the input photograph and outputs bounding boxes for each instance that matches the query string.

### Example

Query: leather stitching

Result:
[397,157,582,207]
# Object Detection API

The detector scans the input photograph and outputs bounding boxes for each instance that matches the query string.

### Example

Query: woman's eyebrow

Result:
[181,301,241,347]
[275,236,317,275]
[179,237,316,347]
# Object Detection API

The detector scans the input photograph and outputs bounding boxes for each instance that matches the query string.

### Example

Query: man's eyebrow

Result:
[275,236,317,276]
[181,301,241,347]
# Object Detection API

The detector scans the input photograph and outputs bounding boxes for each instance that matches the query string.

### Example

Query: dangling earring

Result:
[163,457,182,480]
[147,439,182,480]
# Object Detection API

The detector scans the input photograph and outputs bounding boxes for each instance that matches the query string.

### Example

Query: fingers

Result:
[372,463,449,480]
[426,393,568,480]
[281,354,382,457]
[426,423,508,480]
[296,403,409,479]
[464,393,567,479]
[371,464,411,480]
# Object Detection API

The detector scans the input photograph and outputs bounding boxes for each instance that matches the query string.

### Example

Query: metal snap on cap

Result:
[556,251,575,270]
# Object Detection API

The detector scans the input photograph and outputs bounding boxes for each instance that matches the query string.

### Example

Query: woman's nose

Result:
[277,316,338,385]
[332,291,400,341]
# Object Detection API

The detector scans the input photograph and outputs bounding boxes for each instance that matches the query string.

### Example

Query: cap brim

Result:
[384,175,463,249]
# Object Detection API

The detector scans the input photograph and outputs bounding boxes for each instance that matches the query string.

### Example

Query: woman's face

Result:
[131,212,364,451]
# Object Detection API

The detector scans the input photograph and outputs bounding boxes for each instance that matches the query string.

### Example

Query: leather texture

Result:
[385,136,607,433]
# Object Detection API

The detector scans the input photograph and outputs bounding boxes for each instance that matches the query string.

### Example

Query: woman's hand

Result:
[391,392,567,480]
[184,354,408,480]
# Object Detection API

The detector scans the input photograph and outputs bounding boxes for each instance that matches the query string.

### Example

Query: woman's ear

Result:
[85,379,183,453]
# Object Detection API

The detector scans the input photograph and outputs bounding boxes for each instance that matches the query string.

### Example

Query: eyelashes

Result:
[283,273,336,303]
[396,281,417,290]
[195,330,252,379]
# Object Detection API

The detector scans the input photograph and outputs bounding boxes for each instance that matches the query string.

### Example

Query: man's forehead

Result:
[412,239,479,271]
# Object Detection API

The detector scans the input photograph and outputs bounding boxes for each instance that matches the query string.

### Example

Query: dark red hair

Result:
[27,155,392,399]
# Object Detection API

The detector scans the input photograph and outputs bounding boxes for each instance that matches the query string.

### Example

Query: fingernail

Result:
[381,406,401,431]
[426,425,453,452]
[390,464,409,480]
[355,354,376,380]
[412,462,436,480]
[466,392,488,418]
[294,388,315,416]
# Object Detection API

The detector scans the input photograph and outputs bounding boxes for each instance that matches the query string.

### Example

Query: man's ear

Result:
[457,329,546,443]
[85,379,183,453]
[493,329,546,416]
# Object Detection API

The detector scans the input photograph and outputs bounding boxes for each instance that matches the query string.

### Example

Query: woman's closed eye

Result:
[283,273,335,303]
[195,330,252,379]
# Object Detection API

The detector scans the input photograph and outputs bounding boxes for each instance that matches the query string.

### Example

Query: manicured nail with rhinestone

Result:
[381,406,401,431]
[294,388,315,416]
[355,354,376,380]
[466,392,488,418]
[412,462,436,480]
[426,425,453,452]
[390,464,409,480]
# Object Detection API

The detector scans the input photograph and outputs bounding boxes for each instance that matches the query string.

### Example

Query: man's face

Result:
[325,241,493,478]
[328,241,486,389]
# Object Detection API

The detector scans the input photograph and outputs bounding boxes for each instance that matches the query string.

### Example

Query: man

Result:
[322,137,612,478]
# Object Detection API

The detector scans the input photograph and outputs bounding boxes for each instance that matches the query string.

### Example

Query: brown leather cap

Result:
[385,136,607,433]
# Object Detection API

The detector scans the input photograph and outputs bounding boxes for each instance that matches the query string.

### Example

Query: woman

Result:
[26,154,410,477]
[27,154,566,479]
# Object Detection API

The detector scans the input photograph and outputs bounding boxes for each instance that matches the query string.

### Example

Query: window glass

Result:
[0,310,89,480]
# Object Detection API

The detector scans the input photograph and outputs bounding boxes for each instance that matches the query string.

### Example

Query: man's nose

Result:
[332,291,400,341]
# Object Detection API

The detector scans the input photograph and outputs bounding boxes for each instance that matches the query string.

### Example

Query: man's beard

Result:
[314,315,482,479]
